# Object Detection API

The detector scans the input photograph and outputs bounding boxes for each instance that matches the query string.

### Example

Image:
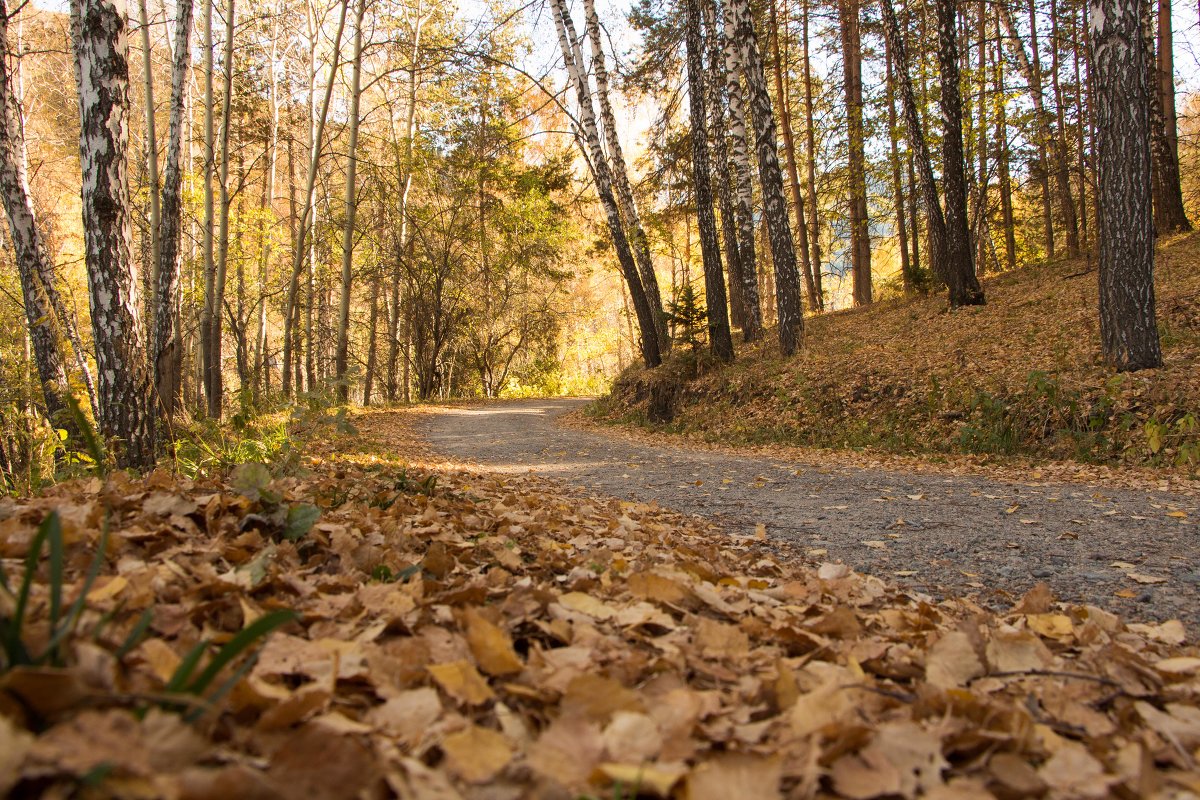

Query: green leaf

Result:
[230,462,272,500]
[283,503,320,541]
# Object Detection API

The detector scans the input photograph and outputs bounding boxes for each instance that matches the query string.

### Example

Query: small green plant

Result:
[1,511,108,672]
[164,609,297,721]
[666,283,707,354]
[173,414,293,479]
[957,390,1018,455]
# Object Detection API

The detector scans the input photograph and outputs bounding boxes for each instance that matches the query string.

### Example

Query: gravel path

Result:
[418,398,1200,626]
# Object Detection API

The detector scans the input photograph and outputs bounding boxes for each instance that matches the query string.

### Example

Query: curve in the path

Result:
[418,398,1200,626]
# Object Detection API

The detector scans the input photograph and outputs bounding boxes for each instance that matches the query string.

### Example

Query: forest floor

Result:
[419,398,1200,627]
[592,231,1200,474]
[6,406,1200,799]
[5,407,1200,798]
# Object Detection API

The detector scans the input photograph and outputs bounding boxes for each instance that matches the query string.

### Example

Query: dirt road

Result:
[418,398,1200,625]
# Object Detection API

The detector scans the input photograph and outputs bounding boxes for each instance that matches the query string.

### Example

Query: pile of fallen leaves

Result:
[597,232,1200,473]
[2,409,1200,799]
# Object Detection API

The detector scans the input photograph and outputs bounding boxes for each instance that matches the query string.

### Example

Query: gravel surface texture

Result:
[418,398,1200,627]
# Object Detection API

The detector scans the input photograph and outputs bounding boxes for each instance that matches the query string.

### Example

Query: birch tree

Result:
[0,0,74,426]
[728,0,805,354]
[71,0,157,467]
[335,0,366,401]
[282,0,349,396]
[153,0,193,419]
[684,0,733,361]
[720,0,762,340]
[583,0,668,354]
[549,0,661,367]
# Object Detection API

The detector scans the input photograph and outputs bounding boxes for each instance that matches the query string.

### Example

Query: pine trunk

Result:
[936,0,985,306]
[839,0,872,306]
[1091,0,1162,370]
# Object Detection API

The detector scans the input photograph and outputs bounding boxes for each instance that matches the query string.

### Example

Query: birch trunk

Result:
[684,0,733,361]
[728,0,804,354]
[71,0,157,467]
[153,0,192,419]
[583,0,668,353]
[335,0,365,402]
[0,0,73,426]
[281,0,348,396]
[208,0,234,417]
[550,0,661,366]
[702,0,746,332]
[720,0,763,340]
[1090,0,1161,370]
[201,0,215,410]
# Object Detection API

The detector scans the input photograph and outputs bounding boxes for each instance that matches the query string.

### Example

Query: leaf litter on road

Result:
[2,408,1200,798]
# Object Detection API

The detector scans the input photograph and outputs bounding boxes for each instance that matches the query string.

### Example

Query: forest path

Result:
[418,398,1200,625]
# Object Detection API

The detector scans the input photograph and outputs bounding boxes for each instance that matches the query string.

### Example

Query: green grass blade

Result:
[182,610,296,696]
[114,608,154,659]
[45,523,109,665]
[165,641,210,693]
[8,512,55,660]
[182,645,265,723]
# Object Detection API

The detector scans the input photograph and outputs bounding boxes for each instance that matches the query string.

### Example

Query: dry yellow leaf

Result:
[685,753,781,800]
[462,608,523,676]
[428,660,495,706]
[1025,613,1075,640]
[594,762,685,797]
[440,725,512,783]
[558,591,617,620]
[926,631,984,688]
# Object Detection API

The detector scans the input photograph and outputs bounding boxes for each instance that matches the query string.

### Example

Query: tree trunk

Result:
[1144,0,1191,231]
[838,0,872,306]
[728,0,805,354]
[801,0,823,307]
[200,0,215,411]
[137,0,160,328]
[153,0,192,421]
[71,0,157,467]
[0,0,74,427]
[282,0,349,396]
[1000,1,1081,258]
[209,0,235,417]
[881,0,950,291]
[720,0,763,340]
[335,0,365,402]
[936,0,985,306]
[583,0,669,353]
[1091,0,1162,370]
[685,0,734,361]
[884,36,914,292]
[770,0,818,312]
[550,0,661,367]
[994,19,1017,271]
[702,0,747,332]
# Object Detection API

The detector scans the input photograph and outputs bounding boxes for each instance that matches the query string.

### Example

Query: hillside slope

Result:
[593,233,1200,472]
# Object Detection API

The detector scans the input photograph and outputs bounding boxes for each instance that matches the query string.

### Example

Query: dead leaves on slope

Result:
[1,410,1200,798]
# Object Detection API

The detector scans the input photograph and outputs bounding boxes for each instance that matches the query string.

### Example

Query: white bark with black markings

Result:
[727,0,804,354]
[71,0,157,467]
